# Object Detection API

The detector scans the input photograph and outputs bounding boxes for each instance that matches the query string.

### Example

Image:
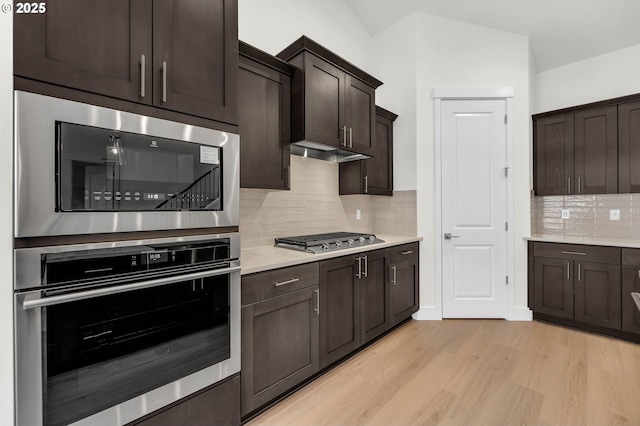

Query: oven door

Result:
[14,90,239,237]
[15,264,241,426]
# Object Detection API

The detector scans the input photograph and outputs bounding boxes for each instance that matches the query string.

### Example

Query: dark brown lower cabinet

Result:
[128,375,240,426]
[529,242,629,338]
[241,242,419,418]
[319,255,361,369]
[574,261,621,328]
[533,257,574,319]
[622,249,640,334]
[240,263,319,416]
[389,243,420,326]
[241,287,319,415]
[359,249,390,344]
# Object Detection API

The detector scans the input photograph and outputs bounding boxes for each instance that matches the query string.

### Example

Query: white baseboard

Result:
[412,306,442,320]
[509,307,533,321]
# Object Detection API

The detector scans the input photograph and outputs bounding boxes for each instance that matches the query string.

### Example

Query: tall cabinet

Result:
[14,0,238,125]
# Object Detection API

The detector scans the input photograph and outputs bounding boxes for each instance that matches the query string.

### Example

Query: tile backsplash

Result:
[532,193,640,240]
[240,155,417,248]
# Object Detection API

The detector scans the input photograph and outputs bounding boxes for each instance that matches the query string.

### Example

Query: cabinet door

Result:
[533,257,574,319]
[574,106,617,194]
[239,56,291,189]
[303,54,346,149]
[153,0,238,123]
[319,256,360,369]
[534,115,574,196]
[360,250,390,344]
[622,266,640,334]
[367,110,395,195]
[338,161,365,195]
[390,257,419,326]
[241,287,319,415]
[619,101,640,193]
[346,75,375,157]
[14,0,153,103]
[574,261,621,329]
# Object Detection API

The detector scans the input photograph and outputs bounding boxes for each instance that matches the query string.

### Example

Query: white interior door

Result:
[441,99,508,318]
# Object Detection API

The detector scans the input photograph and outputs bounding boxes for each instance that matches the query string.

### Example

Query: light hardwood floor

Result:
[247,320,640,426]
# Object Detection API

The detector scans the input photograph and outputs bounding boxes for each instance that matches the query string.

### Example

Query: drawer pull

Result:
[567,261,570,280]
[561,251,586,256]
[314,289,319,315]
[400,250,414,255]
[391,265,397,285]
[274,278,299,287]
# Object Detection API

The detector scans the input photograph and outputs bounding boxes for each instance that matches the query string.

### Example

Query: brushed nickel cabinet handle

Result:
[356,256,362,279]
[567,261,570,280]
[363,255,368,278]
[364,176,368,194]
[140,55,146,98]
[578,176,581,194]
[401,250,414,255]
[314,289,319,315]
[568,177,571,194]
[274,278,299,287]
[343,126,347,147]
[349,127,353,148]
[162,61,167,103]
[578,262,581,282]
[561,251,586,256]
[391,265,397,285]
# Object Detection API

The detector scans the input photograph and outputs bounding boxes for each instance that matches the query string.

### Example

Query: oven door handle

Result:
[22,264,242,310]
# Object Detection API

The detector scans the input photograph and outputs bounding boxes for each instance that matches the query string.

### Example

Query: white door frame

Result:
[434,87,515,320]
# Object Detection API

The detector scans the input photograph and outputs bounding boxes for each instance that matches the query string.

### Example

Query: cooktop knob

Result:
[322,243,330,250]
[359,237,366,243]
[347,239,355,246]
[335,241,343,248]
[369,235,376,242]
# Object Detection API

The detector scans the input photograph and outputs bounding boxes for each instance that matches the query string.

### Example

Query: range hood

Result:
[290,140,370,163]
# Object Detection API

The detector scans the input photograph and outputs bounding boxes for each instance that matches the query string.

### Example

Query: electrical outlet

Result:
[356,209,361,220]
[561,209,570,219]
[610,209,620,221]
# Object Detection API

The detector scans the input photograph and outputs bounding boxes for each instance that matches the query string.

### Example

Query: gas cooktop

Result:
[274,232,384,254]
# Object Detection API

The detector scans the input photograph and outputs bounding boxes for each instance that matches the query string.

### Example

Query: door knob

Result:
[444,233,460,240]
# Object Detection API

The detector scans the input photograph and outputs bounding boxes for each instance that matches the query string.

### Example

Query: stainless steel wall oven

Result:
[14,91,240,237]
[14,233,240,426]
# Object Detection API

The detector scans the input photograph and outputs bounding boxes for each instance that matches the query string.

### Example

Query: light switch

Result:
[610,209,620,221]
[561,209,570,219]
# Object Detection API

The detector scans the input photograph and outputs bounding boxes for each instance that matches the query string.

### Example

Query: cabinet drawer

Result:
[242,263,319,305]
[622,248,640,267]
[533,242,620,264]
[389,243,419,264]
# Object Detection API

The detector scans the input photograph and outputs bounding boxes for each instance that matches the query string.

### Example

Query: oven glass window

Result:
[57,122,222,212]
[44,275,230,426]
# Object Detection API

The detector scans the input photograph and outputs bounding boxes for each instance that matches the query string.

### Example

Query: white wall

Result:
[369,15,418,192]
[238,0,371,70]
[0,4,13,424]
[372,12,532,318]
[535,43,640,113]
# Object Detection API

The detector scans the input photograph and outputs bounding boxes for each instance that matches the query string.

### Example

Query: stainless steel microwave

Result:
[14,91,239,237]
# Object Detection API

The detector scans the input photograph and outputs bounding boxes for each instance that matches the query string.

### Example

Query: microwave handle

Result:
[22,264,241,310]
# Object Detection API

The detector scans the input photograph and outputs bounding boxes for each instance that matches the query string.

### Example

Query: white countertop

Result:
[241,234,423,275]
[525,234,640,249]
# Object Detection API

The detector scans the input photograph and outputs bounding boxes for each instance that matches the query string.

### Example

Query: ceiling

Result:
[343,0,640,72]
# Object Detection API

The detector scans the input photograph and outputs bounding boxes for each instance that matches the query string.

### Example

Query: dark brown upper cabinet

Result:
[238,42,294,190]
[340,106,397,196]
[277,36,382,157]
[534,114,574,196]
[14,0,238,125]
[574,106,617,194]
[534,106,617,195]
[619,101,640,193]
